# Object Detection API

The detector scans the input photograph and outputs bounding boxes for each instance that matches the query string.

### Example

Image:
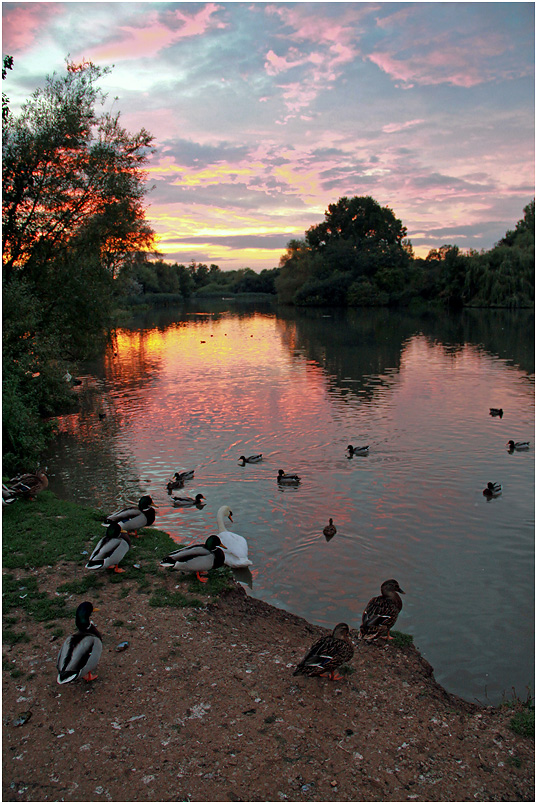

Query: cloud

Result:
[2,2,63,52]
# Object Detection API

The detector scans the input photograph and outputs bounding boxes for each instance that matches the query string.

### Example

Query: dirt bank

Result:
[2,562,534,802]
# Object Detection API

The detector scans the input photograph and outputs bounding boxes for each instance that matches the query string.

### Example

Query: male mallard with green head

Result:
[56,602,102,684]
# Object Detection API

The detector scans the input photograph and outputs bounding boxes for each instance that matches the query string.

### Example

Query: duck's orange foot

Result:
[82,671,98,682]
[196,571,209,583]
[329,671,344,681]
[112,565,126,573]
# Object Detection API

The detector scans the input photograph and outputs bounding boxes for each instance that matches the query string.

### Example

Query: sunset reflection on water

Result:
[48,306,534,704]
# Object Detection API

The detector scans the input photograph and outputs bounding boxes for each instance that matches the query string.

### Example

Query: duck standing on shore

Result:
[293,623,354,680]
[85,523,131,573]
[56,602,102,684]
[160,534,226,582]
[359,579,405,641]
[103,495,157,536]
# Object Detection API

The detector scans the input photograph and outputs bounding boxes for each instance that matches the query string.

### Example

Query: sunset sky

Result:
[2,1,535,271]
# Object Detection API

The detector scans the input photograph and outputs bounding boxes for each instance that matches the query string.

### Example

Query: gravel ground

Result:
[2,562,534,802]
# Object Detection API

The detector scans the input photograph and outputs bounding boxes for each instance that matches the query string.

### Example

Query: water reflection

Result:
[44,303,534,704]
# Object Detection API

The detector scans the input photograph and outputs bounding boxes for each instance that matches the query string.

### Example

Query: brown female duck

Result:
[293,623,354,680]
[359,579,405,641]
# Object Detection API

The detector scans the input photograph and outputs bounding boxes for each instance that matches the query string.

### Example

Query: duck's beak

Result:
[398,588,405,595]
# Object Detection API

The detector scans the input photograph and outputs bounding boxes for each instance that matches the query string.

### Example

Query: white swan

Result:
[216,505,252,568]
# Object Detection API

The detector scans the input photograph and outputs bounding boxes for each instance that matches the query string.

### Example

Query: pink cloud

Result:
[2,2,62,52]
[84,3,225,62]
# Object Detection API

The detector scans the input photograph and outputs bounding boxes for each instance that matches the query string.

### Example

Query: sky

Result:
[2,1,535,271]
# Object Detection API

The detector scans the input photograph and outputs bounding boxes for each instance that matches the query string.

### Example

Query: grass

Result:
[1,489,235,661]
[390,630,414,648]
[501,688,535,739]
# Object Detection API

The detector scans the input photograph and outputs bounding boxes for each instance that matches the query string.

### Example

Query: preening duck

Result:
[277,470,301,485]
[172,493,205,508]
[323,518,337,540]
[347,444,369,456]
[489,408,504,417]
[6,470,48,499]
[56,602,102,684]
[507,440,530,452]
[238,454,263,465]
[216,505,252,567]
[483,482,502,499]
[359,579,405,641]
[85,523,131,573]
[166,470,195,492]
[103,495,156,536]
[160,534,226,582]
[293,623,354,681]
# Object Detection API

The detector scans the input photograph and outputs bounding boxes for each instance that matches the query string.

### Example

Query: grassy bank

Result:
[2,490,234,661]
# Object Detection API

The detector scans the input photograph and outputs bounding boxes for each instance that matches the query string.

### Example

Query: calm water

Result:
[45,303,534,704]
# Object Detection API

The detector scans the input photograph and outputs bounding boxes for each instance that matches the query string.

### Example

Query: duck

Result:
[359,579,405,641]
[489,408,504,417]
[483,482,502,499]
[85,523,131,573]
[216,505,252,567]
[56,602,103,684]
[277,469,301,485]
[6,469,48,499]
[238,454,263,465]
[347,444,369,456]
[103,495,156,536]
[507,440,530,452]
[323,518,337,540]
[172,493,205,508]
[160,534,226,582]
[2,484,17,506]
[166,470,195,492]
[293,623,354,680]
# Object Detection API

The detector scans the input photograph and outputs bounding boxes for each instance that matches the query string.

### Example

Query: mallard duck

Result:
[172,493,205,508]
[216,505,252,567]
[160,534,226,582]
[6,470,48,499]
[85,523,131,573]
[103,495,157,535]
[507,440,530,452]
[489,408,504,417]
[347,444,369,456]
[483,482,502,499]
[277,469,301,484]
[293,623,354,680]
[359,579,405,641]
[238,454,263,465]
[323,518,337,540]
[56,602,102,684]
[166,470,195,492]
[2,484,17,506]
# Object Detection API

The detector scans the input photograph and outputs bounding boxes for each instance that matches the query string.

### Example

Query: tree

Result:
[3,59,155,284]
[305,196,407,252]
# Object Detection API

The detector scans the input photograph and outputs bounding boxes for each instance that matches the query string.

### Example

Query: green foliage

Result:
[390,630,414,647]
[2,59,156,470]
[510,707,534,739]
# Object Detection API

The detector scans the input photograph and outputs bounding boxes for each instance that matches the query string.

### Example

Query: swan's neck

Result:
[216,508,230,533]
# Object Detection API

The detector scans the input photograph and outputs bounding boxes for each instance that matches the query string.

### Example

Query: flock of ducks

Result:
[7,410,531,685]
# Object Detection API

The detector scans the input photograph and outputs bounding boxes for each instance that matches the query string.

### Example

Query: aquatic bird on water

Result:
[347,444,369,456]
[166,470,195,492]
[160,534,226,582]
[277,470,301,485]
[483,482,502,499]
[172,493,206,508]
[85,523,131,573]
[293,623,354,680]
[103,495,157,536]
[489,408,504,418]
[238,454,263,465]
[359,579,405,641]
[216,505,252,567]
[6,470,48,500]
[56,602,102,684]
[323,518,337,540]
[507,440,530,452]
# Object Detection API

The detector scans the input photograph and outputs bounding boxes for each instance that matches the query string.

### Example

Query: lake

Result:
[45,301,534,704]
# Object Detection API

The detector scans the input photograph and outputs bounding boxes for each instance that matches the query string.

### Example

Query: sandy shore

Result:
[2,559,534,803]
